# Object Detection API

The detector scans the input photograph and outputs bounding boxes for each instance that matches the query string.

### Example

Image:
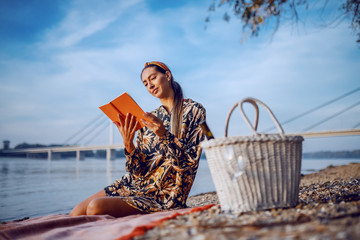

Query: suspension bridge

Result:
[3,87,360,160]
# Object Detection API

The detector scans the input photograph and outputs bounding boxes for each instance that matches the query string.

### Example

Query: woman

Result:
[70,61,206,217]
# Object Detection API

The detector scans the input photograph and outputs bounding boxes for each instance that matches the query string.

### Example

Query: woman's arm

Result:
[113,113,138,153]
[114,113,145,175]
[160,105,206,168]
[141,103,206,169]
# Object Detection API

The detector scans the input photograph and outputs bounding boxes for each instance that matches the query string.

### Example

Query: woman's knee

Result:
[86,198,106,215]
[86,197,144,217]
[70,205,83,216]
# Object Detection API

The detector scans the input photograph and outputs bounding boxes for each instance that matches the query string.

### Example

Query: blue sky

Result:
[0,0,359,152]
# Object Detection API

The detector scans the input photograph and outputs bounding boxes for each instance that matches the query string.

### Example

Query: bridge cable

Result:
[84,121,112,145]
[302,100,360,131]
[264,86,360,132]
[72,117,108,145]
[352,122,360,129]
[62,113,105,145]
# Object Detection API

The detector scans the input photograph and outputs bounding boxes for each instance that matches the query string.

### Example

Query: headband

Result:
[144,61,170,72]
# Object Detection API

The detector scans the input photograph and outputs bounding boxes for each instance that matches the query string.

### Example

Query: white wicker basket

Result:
[201,97,304,213]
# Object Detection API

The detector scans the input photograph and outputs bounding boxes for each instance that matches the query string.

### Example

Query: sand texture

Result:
[135,163,360,239]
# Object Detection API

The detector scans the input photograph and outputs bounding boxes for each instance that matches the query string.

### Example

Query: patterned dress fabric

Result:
[104,99,206,213]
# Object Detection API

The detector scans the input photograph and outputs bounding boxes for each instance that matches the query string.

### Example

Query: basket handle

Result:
[225,97,284,137]
[225,98,259,137]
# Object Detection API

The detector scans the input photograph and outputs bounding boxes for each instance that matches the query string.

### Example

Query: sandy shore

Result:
[135,163,360,239]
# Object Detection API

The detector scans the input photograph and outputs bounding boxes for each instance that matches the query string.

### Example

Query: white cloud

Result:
[40,0,142,49]
[0,0,359,151]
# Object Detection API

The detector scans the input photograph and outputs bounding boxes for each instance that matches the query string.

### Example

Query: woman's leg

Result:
[70,189,106,216]
[86,197,143,217]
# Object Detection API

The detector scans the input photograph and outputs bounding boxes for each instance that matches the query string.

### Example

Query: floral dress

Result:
[104,98,206,213]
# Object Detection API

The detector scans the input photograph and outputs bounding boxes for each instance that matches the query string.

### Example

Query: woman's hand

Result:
[141,112,166,138]
[114,113,139,153]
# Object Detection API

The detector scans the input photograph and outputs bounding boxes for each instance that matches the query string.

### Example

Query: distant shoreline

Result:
[1,143,359,159]
[202,149,360,160]
[1,151,360,159]
[302,149,360,159]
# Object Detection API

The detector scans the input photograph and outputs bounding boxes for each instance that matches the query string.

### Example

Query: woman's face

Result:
[141,67,172,98]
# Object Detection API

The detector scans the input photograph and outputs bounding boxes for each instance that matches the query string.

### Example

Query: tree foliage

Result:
[343,0,360,43]
[206,0,360,44]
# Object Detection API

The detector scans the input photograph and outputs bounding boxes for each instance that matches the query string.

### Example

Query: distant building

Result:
[3,140,10,150]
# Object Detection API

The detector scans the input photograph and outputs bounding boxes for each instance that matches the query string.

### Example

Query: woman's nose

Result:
[148,82,154,89]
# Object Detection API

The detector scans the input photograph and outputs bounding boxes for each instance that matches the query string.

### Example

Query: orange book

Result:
[99,92,152,131]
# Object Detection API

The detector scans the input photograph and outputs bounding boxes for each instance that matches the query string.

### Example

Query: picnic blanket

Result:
[0,204,214,240]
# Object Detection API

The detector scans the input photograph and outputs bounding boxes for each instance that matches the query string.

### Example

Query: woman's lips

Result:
[152,88,158,94]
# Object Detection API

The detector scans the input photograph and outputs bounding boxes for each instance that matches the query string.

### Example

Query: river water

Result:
[0,157,359,222]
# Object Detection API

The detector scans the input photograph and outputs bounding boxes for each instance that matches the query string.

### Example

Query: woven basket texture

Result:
[202,135,303,213]
[201,98,304,213]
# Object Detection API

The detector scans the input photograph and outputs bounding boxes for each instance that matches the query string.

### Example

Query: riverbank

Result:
[136,163,360,239]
